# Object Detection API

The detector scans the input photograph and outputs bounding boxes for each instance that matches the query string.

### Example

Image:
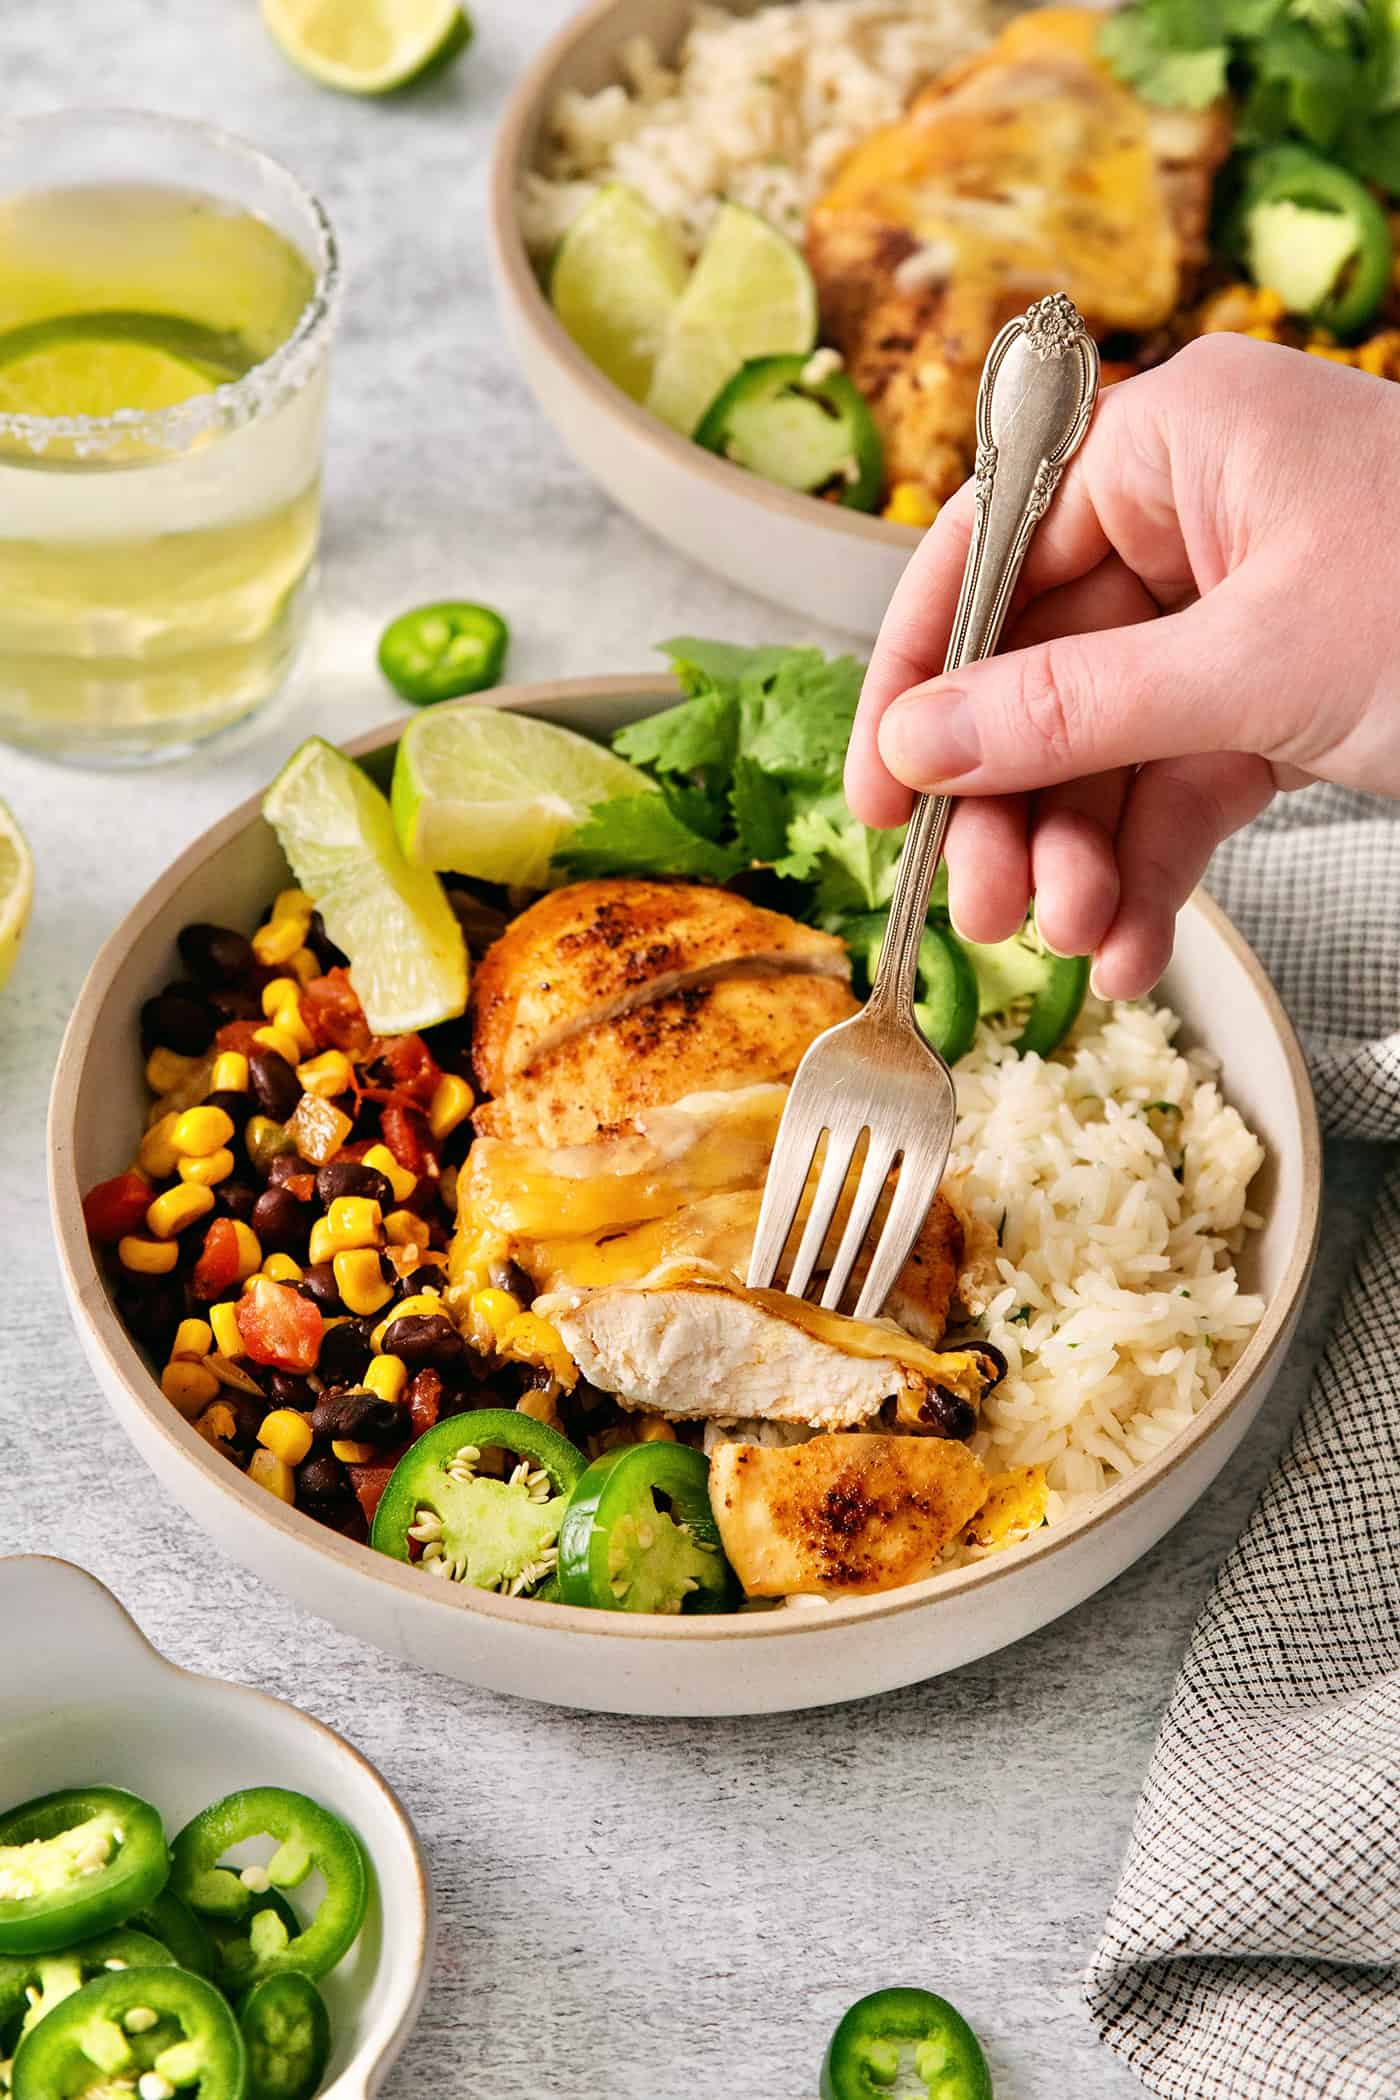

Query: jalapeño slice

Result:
[821,1986,993,2100]
[0,1786,169,1956]
[171,1788,367,1983]
[370,1408,586,1596]
[558,1441,740,1614]
[378,601,509,705]
[11,1965,244,2100]
[241,1971,332,2100]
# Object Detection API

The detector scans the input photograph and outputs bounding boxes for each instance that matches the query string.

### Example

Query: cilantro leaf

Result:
[1098,10,1229,105]
[777,801,906,918]
[736,650,865,784]
[557,794,746,882]
[729,758,791,861]
[658,637,798,698]
[613,687,738,778]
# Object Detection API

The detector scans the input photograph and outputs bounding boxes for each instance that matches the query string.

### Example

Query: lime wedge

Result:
[261,0,472,94]
[0,801,33,992]
[0,328,217,417]
[263,738,467,1033]
[550,184,690,403]
[645,203,818,438]
[392,705,659,887]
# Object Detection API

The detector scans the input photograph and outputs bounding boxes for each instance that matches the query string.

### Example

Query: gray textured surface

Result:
[0,6,1389,2095]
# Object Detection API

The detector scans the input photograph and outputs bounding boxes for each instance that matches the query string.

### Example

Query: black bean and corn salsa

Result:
[83,886,596,1573]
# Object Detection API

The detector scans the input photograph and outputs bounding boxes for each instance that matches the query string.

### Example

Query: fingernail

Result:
[878,690,981,785]
[1089,961,1109,1001]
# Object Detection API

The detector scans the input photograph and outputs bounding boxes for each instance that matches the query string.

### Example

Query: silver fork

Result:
[746,292,1100,1320]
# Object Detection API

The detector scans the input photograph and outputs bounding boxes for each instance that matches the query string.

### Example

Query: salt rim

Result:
[0,109,341,458]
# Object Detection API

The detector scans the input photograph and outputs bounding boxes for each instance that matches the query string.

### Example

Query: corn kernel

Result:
[227,1220,263,1281]
[172,1104,235,1158]
[307,1217,335,1267]
[137,1112,182,1179]
[251,1024,303,1066]
[145,1046,198,1094]
[364,1353,408,1404]
[427,1073,472,1141]
[146,1183,216,1239]
[261,1252,304,1284]
[171,1318,213,1360]
[194,1400,238,1449]
[325,1195,382,1251]
[362,1143,416,1203]
[471,1287,520,1346]
[297,1050,353,1098]
[289,945,320,985]
[209,1051,250,1094]
[252,918,308,968]
[258,1409,313,1466]
[636,1416,677,1442]
[515,1386,564,1433]
[273,886,314,920]
[275,1002,315,1055]
[383,1209,429,1247]
[116,1232,179,1276]
[248,1447,296,1504]
[261,977,301,1018]
[178,1147,234,1187]
[333,1248,393,1317]
[883,479,940,529]
[499,1309,576,1388]
[161,1360,221,1418]
[331,1438,376,1464]
[369,1290,441,1349]
[210,1301,244,1358]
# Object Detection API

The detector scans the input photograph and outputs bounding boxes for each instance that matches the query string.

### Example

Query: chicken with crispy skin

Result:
[806,6,1230,500]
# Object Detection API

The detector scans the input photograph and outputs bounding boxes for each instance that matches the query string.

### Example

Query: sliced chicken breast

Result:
[472,877,850,1094]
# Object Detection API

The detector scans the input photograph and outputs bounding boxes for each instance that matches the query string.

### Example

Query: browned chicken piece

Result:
[709,1434,988,1597]
[806,5,1230,499]
[474,972,859,1146]
[471,877,850,1096]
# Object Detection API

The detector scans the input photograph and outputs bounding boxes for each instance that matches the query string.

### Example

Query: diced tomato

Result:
[300,968,373,1056]
[381,1102,433,1177]
[235,1277,323,1371]
[214,1018,265,1056]
[347,1457,401,1525]
[191,1217,243,1301]
[405,1368,443,1439]
[83,1169,153,1243]
[377,1034,442,1107]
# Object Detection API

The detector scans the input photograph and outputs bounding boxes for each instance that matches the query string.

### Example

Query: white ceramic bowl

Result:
[0,1556,430,2097]
[49,679,1321,1718]
[488,0,922,637]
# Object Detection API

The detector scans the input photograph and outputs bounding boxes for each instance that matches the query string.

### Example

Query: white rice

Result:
[520,0,1016,261]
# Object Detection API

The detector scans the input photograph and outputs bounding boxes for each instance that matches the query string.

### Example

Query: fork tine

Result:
[819,1134,899,1313]
[851,1141,952,1322]
[783,1123,864,1302]
[745,1105,824,1290]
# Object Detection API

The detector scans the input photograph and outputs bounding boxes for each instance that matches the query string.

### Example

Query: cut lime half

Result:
[261,0,472,94]
[550,184,690,403]
[392,706,659,888]
[263,738,466,1033]
[645,202,817,438]
[0,321,221,418]
[0,801,33,991]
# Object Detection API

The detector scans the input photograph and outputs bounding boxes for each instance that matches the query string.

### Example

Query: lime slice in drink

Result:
[392,706,659,887]
[0,328,218,418]
[550,185,690,403]
[0,801,34,992]
[261,0,472,94]
[645,203,818,438]
[263,738,467,1033]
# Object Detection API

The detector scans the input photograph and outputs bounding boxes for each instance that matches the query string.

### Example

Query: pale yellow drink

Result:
[0,116,336,765]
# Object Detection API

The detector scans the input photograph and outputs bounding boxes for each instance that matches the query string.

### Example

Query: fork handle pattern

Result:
[869,293,1101,1024]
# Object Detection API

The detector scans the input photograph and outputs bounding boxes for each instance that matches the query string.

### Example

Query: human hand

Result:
[846,335,1400,997]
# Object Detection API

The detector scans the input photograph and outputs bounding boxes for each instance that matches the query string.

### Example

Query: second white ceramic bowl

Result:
[49,680,1321,1717]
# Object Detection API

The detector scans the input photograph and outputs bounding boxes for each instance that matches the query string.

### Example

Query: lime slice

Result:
[0,801,33,992]
[645,203,818,438]
[263,738,467,1033]
[392,706,659,887]
[0,329,217,418]
[550,184,690,403]
[261,0,472,94]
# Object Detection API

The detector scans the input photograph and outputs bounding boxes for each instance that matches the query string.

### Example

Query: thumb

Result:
[876,583,1288,797]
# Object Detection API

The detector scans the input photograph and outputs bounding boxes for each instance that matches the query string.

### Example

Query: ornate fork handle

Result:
[869,293,1101,1023]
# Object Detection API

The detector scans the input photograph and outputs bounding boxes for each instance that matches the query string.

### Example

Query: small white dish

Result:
[0,1556,431,2099]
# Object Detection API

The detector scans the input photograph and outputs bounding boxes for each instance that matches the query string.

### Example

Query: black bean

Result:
[488,1258,533,1301]
[203,1088,251,1134]
[141,986,215,1057]
[315,1159,393,1210]
[248,1047,300,1120]
[298,1263,344,1316]
[297,1451,351,1510]
[206,984,261,1025]
[402,1262,450,1297]
[250,1185,307,1256]
[311,1387,408,1448]
[214,1179,258,1225]
[381,1313,467,1374]
[974,1342,1009,1391]
[266,1371,315,1411]
[922,1386,978,1440]
[305,910,348,972]
[116,1279,185,1355]
[177,923,255,986]
[316,1318,374,1386]
[266,1153,312,1188]
[439,1379,497,1420]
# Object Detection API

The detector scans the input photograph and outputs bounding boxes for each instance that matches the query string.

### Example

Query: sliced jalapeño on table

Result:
[377,600,509,704]
[821,1986,993,2100]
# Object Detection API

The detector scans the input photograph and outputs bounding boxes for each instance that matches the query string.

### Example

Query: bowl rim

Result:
[49,675,1323,1648]
[486,0,925,555]
[0,1553,432,2098]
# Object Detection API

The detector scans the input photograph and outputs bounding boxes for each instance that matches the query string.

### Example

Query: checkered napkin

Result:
[1084,786,1400,2098]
